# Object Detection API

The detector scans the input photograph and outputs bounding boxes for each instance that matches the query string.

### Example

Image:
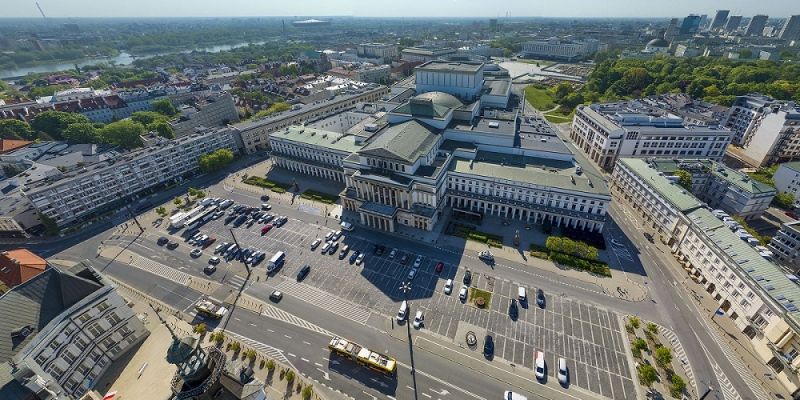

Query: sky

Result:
[4,0,798,19]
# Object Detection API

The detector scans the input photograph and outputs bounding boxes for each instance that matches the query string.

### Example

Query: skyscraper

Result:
[745,15,768,37]
[779,15,800,41]
[725,15,742,33]
[710,10,730,31]
[680,15,702,35]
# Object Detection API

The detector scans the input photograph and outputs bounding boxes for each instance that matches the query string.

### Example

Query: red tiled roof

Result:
[0,249,47,288]
[0,139,33,154]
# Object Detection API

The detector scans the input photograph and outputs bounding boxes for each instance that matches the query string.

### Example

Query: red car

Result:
[261,224,273,235]
[202,236,216,248]
[435,262,444,273]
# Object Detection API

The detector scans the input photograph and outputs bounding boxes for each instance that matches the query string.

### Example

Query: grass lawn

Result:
[242,176,293,193]
[300,189,339,204]
[469,288,493,309]
[448,222,503,248]
[523,85,556,111]
[544,108,575,123]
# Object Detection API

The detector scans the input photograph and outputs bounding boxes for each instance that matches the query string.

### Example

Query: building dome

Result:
[414,92,464,109]
[646,38,669,48]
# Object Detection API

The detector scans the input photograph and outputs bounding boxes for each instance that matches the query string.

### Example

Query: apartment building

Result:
[571,100,732,171]
[724,94,800,167]
[0,262,148,399]
[770,221,800,269]
[773,162,800,206]
[647,158,776,219]
[400,46,457,63]
[611,157,800,395]
[520,38,600,61]
[171,92,240,137]
[22,128,238,227]
[233,85,389,154]
[357,43,399,63]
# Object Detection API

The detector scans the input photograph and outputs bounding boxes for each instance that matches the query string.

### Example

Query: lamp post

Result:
[220,228,252,333]
[399,281,418,400]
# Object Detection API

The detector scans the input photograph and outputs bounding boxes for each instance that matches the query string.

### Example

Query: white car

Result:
[557,357,568,385]
[407,268,417,280]
[444,279,453,294]
[535,351,546,380]
[340,221,354,231]
[459,285,468,301]
[503,391,528,400]
[332,230,343,241]
[321,241,332,254]
[413,311,424,329]
[325,231,335,241]
[355,253,365,265]
[389,248,398,259]
[204,264,217,274]
[397,300,408,322]
[310,238,322,250]
[413,255,423,268]
[208,256,220,265]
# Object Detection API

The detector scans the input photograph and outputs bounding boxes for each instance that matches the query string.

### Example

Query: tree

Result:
[156,206,167,217]
[149,120,175,139]
[62,123,99,144]
[629,316,641,329]
[193,322,207,334]
[670,375,686,397]
[100,120,145,149]
[637,364,658,387]
[285,369,295,383]
[152,98,178,116]
[38,212,60,236]
[0,119,34,140]
[266,359,276,371]
[654,346,673,368]
[198,148,236,172]
[230,341,241,353]
[773,192,795,210]
[30,111,90,140]
[173,197,183,206]
[674,169,692,190]
[131,111,167,126]
[646,322,659,336]
[302,385,313,399]
[632,338,648,352]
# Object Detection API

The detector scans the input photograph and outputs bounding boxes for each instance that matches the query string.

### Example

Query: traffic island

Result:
[624,316,694,399]
[468,287,493,310]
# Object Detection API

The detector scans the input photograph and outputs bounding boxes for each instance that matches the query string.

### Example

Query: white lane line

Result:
[284,334,292,339]
[288,353,296,358]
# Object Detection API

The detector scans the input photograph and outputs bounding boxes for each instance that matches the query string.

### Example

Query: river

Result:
[0,41,266,79]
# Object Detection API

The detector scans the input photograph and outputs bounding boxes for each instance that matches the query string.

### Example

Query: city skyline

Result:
[1,0,798,19]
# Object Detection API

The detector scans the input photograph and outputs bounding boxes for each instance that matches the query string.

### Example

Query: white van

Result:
[503,391,528,400]
[518,287,527,301]
[557,357,568,385]
[397,300,408,322]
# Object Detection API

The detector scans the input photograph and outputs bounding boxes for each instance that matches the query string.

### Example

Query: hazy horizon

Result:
[4,0,798,19]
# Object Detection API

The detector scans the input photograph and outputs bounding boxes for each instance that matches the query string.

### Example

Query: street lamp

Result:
[398,281,418,400]
[219,228,253,333]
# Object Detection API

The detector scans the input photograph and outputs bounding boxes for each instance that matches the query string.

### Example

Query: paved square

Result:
[178,209,637,400]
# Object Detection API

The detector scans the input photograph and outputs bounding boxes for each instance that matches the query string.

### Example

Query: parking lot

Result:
[162,200,637,400]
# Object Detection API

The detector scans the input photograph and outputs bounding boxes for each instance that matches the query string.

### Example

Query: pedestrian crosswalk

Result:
[704,323,770,400]
[660,326,696,393]
[711,359,743,400]
[260,303,333,337]
[225,331,292,366]
[132,254,191,285]
[227,275,247,290]
[274,280,372,324]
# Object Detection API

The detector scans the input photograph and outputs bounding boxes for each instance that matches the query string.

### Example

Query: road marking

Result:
[288,353,296,358]
[301,357,310,362]
[303,341,312,345]
[224,331,292,366]
[314,362,323,367]
[284,334,292,339]
[422,393,432,398]
[316,368,331,381]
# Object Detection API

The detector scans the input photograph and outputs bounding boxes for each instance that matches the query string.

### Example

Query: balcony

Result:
[767,342,800,373]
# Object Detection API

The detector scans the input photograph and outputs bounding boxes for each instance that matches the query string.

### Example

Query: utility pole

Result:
[399,281,419,400]
[219,228,252,333]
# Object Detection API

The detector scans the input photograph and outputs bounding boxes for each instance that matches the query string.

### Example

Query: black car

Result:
[157,236,169,246]
[536,289,546,308]
[373,244,386,256]
[463,270,472,286]
[643,232,655,243]
[260,195,270,201]
[509,299,519,319]
[483,335,494,358]
[166,241,179,250]
[297,264,311,281]
[224,214,236,224]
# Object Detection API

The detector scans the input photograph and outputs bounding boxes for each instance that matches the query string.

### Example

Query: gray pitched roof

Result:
[0,265,103,363]
[359,120,439,163]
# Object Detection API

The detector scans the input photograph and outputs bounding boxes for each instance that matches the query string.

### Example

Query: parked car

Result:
[536,289,546,308]
[407,268,417,280]
[338,245,350,259]
[389,248,398,259]
[509,299,518,319]
[400,254,409,265]
[444,279,453,295]
[373,244,386,256]
[214,243,226,254]
[413,255,423,268]
[483,335,494,358]
[435,261,444,273]
[463,270,472,285]
[321,242,332,254]
[190,248,202,257]
[260,195,270,201]
[325,231,335,241]
[261,203,272,210]
[204,264,216,274]
[332,230,343,241]
[208,256,220,265]
[261,224,273,235]
[328,241,339,255]
[167,241,179,250]
[535,351,546,380]
[310,238,322,250]
[269,290,283,302]
[397,300,408,322]
[557,357,568,385]
[157,237,169,246]
[459,285,468,301]
[413,311,424,329]
[349,251,360,264]
[355,253,365,265]
[296,264,311,281]
[503,391,528,400]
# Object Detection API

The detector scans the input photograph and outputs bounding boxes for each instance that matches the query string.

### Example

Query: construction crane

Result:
[36,2,47,19]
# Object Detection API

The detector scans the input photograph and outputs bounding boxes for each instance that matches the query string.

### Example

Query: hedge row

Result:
[550,252,611,277]
[545,236,599,261]
[300,190,339,204]
[243,176,292,192]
